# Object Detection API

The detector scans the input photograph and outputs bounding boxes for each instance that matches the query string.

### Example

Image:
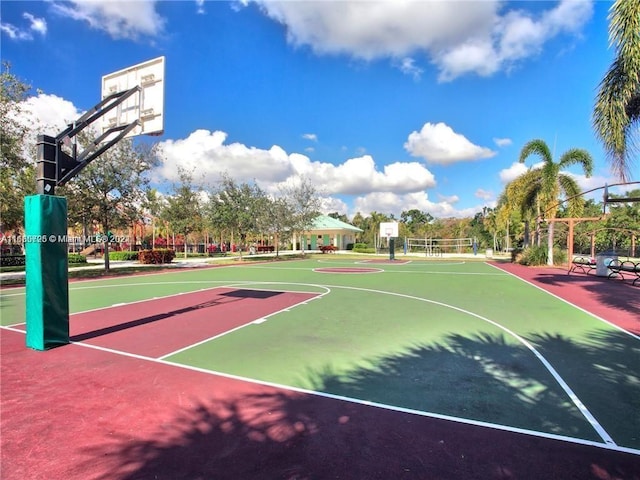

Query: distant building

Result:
[293,215,363,252]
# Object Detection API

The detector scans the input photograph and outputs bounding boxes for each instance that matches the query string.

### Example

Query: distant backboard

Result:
[379,222,399,238]
[101,56,165,138]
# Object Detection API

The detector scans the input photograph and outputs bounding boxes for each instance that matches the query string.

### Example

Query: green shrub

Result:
[553,247,567,265]
[352,246,376,254]
[68,253,87,264]
[138,249,175,264]
[0,255,25,267]
[109,251,139,261]
[517,246,567,266]
[518,245,547,266]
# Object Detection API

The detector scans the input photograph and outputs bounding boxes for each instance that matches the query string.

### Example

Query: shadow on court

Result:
[305,330,639,451]
[70,289,284,342]
[2,325,639,480]
[493,262,640,335]
[80,337,640,480]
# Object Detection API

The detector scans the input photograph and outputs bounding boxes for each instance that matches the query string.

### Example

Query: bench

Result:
[568,256,596,275]
[319,245,337,253]
[608,260,640,286]
[255,245,274,253]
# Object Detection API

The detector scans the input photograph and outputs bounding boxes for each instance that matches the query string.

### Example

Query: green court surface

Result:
[1,257,638,452]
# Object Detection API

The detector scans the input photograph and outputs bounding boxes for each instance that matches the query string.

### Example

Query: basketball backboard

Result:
[101,56,165,138]
[379,222,399,238]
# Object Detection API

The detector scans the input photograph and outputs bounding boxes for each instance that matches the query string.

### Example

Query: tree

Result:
[62,136,158,271]
[257,196,291,256]
[593,0,640,181]
[143,188,165,248]
[208,174,266,260]
[364,211,391,249]
[501,168,546,248]
[279,176,321,254]
[0,62,34,233]
[400,209,433,237]
[327,211,349,223]
[518,139,594,265]
[161,169,203,259]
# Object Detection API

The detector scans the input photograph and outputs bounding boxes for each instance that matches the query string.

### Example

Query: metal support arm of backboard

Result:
[36,86,142,195]
[57,120,140,186]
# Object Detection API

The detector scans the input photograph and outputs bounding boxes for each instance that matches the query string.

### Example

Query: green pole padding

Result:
[24,195,70,350]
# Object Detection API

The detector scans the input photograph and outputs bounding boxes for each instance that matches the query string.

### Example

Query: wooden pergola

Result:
[540,181,639,270]
[585,227,637,258]
[544,217,602,269]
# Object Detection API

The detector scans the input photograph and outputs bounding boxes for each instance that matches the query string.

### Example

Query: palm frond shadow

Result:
[305,332,598,440]
[80,331,639,479]
[533,272,640,320]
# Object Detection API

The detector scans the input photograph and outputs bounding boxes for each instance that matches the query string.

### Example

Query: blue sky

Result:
[1,0,627,218]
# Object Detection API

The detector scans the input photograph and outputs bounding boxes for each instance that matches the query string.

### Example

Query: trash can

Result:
[485,249,493,259]
[595,251,618,277]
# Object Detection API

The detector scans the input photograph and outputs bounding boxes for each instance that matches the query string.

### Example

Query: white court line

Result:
[158,284,330,359]
[2,281,328,329]
[312,283,618,446]
[3,325,636,456]
[488,263,640,341]
[0,270,626,448]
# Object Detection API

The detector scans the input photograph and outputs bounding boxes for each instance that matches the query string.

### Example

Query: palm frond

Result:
[558,148,594,177]
[592,0,640,181]
[518,139,552,165]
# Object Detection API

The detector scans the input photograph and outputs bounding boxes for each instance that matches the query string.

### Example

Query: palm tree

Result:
[519,139,594,265]
[501,169,543,248]
[593,0,640,181]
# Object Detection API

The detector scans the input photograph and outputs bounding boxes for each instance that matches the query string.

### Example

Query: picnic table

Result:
[608,260,640,286]
[568,256,596,275]
[319,245,337,253]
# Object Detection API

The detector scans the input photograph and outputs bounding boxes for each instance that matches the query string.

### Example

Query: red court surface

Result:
[314,267,383,274]
[2,268,640,479]
[2,328,640,480]
[64,287,317,358]
[493,262,640,335]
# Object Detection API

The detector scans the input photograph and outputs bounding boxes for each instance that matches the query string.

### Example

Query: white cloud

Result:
[320,196,349,214]
[499,162,529,184]
[51,0,165,39]
[494,137,512,147]
[7,93,84,159]
[24,13,47,36]
[17,94,82,133]
[352,191,482,219]
[0,23,30,41]
[438,193,459,204]
[475,188,494,201]
[394,57,423,80]
[157,129,293,185]
[1,12,47,40]
[302,133,317,142]
[156,130,437,198]
[249,0,593,81]
[404,122,496,165]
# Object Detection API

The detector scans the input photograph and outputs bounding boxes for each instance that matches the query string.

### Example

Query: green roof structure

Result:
[292,215,362,251]
[309,215,363,232]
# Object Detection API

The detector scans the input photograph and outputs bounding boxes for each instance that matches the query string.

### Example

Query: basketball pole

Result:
[24,57,165,350]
